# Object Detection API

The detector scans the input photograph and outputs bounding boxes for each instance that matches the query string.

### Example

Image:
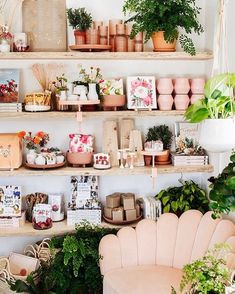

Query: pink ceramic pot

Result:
[173,78,190,94]
[191,94,204,105]
[156,78,173,94]
[158,95,174,110]
[102,95,126,110]
[190,78,205,94]
[67,152,93,167]
[174,95,190,110]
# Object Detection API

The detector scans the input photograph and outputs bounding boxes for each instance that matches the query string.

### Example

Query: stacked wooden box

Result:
[104,192,140,222]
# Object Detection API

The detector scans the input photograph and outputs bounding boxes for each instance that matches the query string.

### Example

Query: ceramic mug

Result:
[174,95,190,110]
[173,78,190,94]
[158,95,174,110]
[156,78,173,94]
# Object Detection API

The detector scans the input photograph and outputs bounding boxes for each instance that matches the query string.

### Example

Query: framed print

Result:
[99,78,124,95]
[127,76,157,110]
[0,69,20,103]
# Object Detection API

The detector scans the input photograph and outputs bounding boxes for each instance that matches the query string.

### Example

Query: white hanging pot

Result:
[199,118,235,152]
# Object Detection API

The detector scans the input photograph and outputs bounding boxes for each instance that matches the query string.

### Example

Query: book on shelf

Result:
[0,103,22,112]
[171,153,209,166]
[0,211,25,228]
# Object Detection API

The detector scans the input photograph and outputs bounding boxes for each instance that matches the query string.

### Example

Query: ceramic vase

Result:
[88,83,99,101]
[190,94,204,105]
[158,95,174,110]
[0,39,10,52]
[59,90,67,101]
[35,154,46,165]
[174,78,190,94]
[26,149,37,164]
[174,95,190,110]
[79,88,88,101]
[190,78,205,94]
[156,78,173,94]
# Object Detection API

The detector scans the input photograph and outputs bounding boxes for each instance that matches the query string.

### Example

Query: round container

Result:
[173,78,190,94]
[158,95,174,110]
[190,94,204,105]
[174,95,190,110]
[190,78,205,94]
[102,95,126,109]
[32,204,52,230]
[157,78,173,94]
[67,151,93,166]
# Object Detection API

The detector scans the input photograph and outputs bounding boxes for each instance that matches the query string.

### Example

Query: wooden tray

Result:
[58,100,100,111]
[25,161,66,169]
[69,45,112,52]
[103,214,142,225]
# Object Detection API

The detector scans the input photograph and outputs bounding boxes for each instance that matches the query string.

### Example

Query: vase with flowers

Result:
[0,25,12,52]
[52,74,69,101]
[18,131,49,164]
[75,66,103,101]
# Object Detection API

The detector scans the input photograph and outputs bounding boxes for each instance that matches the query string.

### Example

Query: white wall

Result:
[0,0,234,255]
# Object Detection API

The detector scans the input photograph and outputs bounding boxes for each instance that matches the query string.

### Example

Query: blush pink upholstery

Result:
[99,210,235,294]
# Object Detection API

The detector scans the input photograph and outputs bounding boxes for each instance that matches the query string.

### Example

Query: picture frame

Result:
[0,69,20,103]
[127,76,157,110]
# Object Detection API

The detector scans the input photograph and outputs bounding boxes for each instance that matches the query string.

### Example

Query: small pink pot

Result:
[158,95,174,110]
[174,95,190,110]
[190,94,204,105]
[67,152,93,167]
[102,95,126,110]
[190,78,205,94]
[156,78,173,94]
[173,78,190,94]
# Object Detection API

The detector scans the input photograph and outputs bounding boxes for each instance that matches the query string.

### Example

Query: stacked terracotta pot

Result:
[156,77,205,110]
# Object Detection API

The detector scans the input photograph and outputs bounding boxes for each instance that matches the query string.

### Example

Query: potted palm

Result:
[185,73,235,152]
[145,124,173,164]
[123,0,203,55]
[67,8,92,45]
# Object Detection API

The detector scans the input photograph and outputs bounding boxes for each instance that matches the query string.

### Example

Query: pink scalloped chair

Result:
[99,210,235,294]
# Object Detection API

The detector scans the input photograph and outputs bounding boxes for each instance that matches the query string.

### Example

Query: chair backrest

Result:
[99,210,235,275]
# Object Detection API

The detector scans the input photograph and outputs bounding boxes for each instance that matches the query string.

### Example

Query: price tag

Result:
[151,167,158,189]
[76,112,83,122]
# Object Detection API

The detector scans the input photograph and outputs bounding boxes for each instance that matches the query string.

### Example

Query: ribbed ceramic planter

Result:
[190,78,205,94]
[174,95,190,110]
[158,95,174,110]
[157,78,173,95]
[174,78,190,94]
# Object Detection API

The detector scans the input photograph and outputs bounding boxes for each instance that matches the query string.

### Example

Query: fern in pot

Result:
[123,0,204,55]
[185,73,235,153]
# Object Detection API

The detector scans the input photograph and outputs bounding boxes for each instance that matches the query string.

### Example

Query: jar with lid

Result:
[32,204,52,230]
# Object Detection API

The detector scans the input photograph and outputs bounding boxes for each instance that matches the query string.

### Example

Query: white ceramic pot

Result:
[56,154,65,164]
[199,118,235,152]
[79,88,88,101]
[26,149,37,164]
[0,39,10,52]
[35,154,46,165]
[87,83,99,101]
[59,90,67,101]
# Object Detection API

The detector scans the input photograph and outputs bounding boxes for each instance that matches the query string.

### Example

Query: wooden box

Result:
[0,134,22,170]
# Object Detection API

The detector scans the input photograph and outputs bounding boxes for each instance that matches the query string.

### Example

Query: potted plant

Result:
[67,8,92,45]
[172,244,231,294]
[185,73,235,152]
[209,150,235,220]
[156,179,209,216]
[145,124,173,164]
[123,0,203,55]
[53,74,69,101]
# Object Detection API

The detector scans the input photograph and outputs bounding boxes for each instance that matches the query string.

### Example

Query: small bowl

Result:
[67,151,93,167]
[102,95,126,109]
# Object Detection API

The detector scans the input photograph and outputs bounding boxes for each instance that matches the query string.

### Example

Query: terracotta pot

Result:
[67,151,93,167]
[190,94,204,105]
[156,150,170,163]
[174,95,190,110]
[158,95,174,110]
[157,78,173,95]
[173,78,190,94]
[151,31,177,52]
[74,30,86,45]
[190,78,205,94]
[144,155,152,166]
[102,95,126,110]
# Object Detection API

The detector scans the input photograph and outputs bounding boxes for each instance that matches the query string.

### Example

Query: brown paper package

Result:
[104,206,113,219]
[0,134,22,169]
[106,193,121,208]
[122,194,135,210]
[125,209,137,221]
[112,207,124,222]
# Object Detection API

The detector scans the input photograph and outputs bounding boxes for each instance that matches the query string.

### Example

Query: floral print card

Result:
[127,76,157,109]
[0,69,19,103]
[99,78,124,95]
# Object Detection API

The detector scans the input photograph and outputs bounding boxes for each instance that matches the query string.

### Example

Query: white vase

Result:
[67,83,74,96]
[0,39,10,52]
[26,149,37,164]
[79,88,87,101]
[199,118,235,152]
[35,154,46,165]
[59,90,67,101]
[56,154,65,164]
[87,83,99,101]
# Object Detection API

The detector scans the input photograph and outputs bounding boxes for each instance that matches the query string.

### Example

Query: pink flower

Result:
[80,135,89,144]
[141,80,148,88]
[69,134,75,139]
[131,80,141,89]
[143,96,152,106]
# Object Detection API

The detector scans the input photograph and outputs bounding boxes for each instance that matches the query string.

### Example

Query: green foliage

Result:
[176,244,231,294]
[67,8,92,31]
[123,0,203,55]
[9,222,118,294]
[185,73,235,123]
[209,150,235,219]
[145,124,173,149]
[156,179,209,215]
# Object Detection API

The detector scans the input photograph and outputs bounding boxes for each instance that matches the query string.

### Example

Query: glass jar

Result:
[32,204,52,230]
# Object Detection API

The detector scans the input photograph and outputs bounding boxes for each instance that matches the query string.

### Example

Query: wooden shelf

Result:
[0,110,185,119]
[0,165,213,177]
[0,219,128,237]
[0,51,213,60]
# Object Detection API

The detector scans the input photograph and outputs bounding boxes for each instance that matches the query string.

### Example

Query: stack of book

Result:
[171,153,209,166]
[0,103,22,112]
[137,196,161,221]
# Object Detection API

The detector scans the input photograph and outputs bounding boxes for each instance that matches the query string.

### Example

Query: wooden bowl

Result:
[67,152,93,166]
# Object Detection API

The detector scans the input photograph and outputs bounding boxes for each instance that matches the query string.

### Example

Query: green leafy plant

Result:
[67,8,92,31]
[185,73,235,123]
[145,124,173,150]
[53,74,68,93]
[9,222,118,294]
[172,244,231,294]
[156,179,209,215]
[123,0,204,55]
[209,150,235,219]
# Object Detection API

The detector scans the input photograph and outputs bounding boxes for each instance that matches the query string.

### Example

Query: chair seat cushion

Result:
[103,265,183,294]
